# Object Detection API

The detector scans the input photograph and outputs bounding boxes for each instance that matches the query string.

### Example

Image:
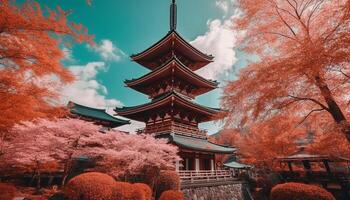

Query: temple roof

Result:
[223,157,252,169]
[114,91,223,122]
[169,134,236,154]
[68,101,130,128]
[125,57,218,96]
[131,31,213,71]
[224,161,252,169]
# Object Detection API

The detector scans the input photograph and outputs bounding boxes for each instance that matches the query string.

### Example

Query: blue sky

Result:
[37,0,249,134]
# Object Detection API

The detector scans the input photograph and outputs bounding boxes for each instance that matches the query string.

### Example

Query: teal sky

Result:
[36,0,248,134]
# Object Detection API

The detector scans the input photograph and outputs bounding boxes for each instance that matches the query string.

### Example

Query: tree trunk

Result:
[314,75,350,142]
[62,155,73,186]
[36,170,41,192]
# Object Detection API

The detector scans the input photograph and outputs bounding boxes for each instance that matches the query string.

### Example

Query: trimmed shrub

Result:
[0,183,17,200]
[133,183,152,200]
[156,170,180,199]
[113,182,144,200]
[64,172,116,200]
[159,190,184,200]
[270,182,336,200]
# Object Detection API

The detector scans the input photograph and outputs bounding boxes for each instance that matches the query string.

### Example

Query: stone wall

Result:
[182,183,243,200]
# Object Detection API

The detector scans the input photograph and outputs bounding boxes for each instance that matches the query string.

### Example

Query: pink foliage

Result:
[92,132,180,177]
[1,118,179,178]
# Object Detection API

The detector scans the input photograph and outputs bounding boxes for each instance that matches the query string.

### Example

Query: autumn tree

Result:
[0,0,92,139]
[222,0,350,142]
[218,115,304,168]
[305,113,350,158]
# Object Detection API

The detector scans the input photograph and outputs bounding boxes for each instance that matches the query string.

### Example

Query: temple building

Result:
[115,0,235,172]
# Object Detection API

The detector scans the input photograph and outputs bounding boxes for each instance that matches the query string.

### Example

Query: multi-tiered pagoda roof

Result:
[115,0,234,155]
[131,31,213,71]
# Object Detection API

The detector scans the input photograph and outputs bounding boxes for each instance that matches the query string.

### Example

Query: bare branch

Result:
[288,95,329,110]
[275,7,298,37]
[298,108,326,125]
[264,31,300,42]
[307,0,324,28]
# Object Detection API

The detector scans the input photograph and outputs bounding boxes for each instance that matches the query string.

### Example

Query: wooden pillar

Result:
[185,158,189,170]
[322,160,332,175]
[175,160,179,171]
[195,158,200,171]
[287,161,293,172]
[211,159,214,171]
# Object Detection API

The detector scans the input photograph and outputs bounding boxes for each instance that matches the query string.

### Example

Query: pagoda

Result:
[115,0,235,172]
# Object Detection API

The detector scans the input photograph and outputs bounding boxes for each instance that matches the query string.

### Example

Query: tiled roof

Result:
[115,91,223,118]
[170,134,236,154]
[224,157,253,169]
[68,101,130,128]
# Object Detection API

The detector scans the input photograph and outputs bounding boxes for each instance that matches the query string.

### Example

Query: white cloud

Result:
[61,62,123,108]
[103,109,145,134]
[62,47,74,62]
[216,0,229,13]
[89,39,125,62]
[215,0,235,14]
[115,120,145,134]
[191,16,238,80]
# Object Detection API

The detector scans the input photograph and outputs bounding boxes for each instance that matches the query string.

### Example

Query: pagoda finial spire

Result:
[170,0,177,31]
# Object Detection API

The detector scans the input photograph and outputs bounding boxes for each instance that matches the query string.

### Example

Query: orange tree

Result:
[216,115,303,168]
[222,0,350,143]
[0,0,91,156]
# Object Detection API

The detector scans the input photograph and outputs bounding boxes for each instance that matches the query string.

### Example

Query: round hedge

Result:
[159,190,184,200]
[156,170,180,199]
[133,183,152,200]
[64,172,116,200]
[113,182,145,200]
[270,182,336,200]
[0,183,17,200]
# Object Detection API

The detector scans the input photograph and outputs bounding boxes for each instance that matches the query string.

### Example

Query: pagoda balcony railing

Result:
[178,170,236,185]
[137,121,207,139]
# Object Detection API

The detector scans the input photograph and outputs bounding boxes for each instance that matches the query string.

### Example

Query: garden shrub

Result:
[133,183,152,200]
[159,190,184,200]
[64,172,116,200]
[270,182,336,200]
[155,170,180,199]
[113,182,145,200]
[0,183,17,200]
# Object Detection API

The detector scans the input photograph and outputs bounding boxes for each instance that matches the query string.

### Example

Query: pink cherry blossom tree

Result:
[0,118,179,188]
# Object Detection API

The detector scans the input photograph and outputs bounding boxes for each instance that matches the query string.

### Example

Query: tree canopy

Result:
[0,0,92,134]
[222,0,350,142]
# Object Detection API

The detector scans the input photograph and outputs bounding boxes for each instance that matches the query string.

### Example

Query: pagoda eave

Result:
[114,92,224,122]
[169,134,236,154]
[124,57,218,97]
[131,31,213,71]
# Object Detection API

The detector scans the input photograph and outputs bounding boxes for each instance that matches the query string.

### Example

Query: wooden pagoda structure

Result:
[115,0,235,181]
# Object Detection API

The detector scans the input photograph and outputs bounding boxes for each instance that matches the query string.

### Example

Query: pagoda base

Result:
[181,180,244,200]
